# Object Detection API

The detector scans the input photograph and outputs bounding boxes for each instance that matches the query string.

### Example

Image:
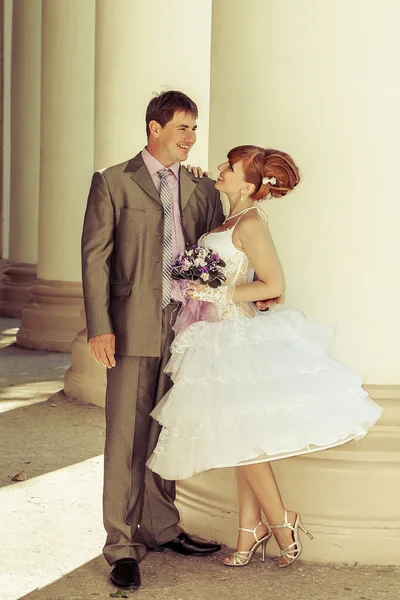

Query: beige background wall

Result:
[95,0,212,170]
[209,0,400,383]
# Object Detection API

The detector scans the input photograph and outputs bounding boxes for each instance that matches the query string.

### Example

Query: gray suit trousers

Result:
[103,303,181,565]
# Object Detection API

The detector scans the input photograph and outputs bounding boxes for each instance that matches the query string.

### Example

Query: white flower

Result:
[200,272,210,281]
[194,257,206,267]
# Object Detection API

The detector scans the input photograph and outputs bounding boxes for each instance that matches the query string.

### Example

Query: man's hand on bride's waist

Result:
[256,296,283,311]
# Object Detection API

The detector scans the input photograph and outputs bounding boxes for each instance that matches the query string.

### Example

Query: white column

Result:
[17,0,95,351]
[177,0,400,565]
[65,0,213,405]
[93,0,212,169]
[0,0,41,317]
[1,0,12,265]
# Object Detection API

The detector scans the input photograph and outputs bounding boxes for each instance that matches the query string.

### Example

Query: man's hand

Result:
[89,333,116,368]
[184,164,209,178]
[256,295,283,312]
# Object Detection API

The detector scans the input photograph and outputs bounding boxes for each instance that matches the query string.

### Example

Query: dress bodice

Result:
[199,228,254,287]
[199,216,258,320]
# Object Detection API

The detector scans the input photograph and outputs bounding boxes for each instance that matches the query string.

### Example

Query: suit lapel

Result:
[125,154,198,210]
[179,167,197,212]
[125,153,161,205]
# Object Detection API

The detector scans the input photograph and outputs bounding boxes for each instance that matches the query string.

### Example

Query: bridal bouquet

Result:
[171,245,226,288]
[170,245,225,334]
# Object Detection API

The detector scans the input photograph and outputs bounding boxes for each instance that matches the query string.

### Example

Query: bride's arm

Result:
[231,216,283,303]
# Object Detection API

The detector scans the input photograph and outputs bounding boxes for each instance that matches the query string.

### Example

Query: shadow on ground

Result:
[0,317,105,488]
[17,550,400,600]
[1,391,105,487]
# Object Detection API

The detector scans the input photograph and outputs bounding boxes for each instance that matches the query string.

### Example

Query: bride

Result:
[146,145,382,568]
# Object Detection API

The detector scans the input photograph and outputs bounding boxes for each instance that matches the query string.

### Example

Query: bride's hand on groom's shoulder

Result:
[183,164,209,178]
[256,295,283,312]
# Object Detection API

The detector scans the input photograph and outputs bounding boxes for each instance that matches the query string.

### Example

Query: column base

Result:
[64,320,106,407]
[177,385,400,565]
[0,258,7,281]
[0,261,37,318]
[17,278,83,352]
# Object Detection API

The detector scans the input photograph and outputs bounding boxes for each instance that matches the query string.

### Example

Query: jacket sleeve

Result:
[81,171,115,340]
[207,186,225,231]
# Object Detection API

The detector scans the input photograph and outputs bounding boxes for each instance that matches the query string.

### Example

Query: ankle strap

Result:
[239,521,263,542]
[270,510,294,530]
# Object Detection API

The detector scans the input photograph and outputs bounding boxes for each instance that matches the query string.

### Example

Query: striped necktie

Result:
[157,169,173,309]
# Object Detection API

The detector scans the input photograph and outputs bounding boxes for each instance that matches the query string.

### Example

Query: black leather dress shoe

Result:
[155,532,221,556]
[110,558,141,590]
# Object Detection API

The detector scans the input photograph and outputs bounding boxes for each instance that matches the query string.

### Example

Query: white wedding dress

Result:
[147,210,383,481]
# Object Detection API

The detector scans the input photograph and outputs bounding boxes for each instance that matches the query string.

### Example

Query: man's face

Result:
[151,111,197,165]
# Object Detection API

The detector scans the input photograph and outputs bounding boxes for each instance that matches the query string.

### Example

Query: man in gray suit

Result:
[82,91,225,590]
[82,90,276,590]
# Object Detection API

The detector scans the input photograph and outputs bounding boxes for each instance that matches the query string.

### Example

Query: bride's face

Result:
[215,159,247,197]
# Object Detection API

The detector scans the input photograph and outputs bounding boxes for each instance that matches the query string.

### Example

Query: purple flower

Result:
[170,245,226,287]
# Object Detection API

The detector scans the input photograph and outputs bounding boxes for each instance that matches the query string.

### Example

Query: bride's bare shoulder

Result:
[235,209,268,236]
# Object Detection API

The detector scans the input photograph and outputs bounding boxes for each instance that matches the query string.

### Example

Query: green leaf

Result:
[110,591,128,598]
[208,279,219,289]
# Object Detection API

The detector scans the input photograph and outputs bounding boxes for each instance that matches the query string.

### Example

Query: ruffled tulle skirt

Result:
[146,309,383,480]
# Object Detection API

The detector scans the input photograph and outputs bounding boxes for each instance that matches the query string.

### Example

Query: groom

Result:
[82,90,277,590]
[82,91,225,590]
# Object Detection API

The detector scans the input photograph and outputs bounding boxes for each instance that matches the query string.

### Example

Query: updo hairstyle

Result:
[227,145,300,200]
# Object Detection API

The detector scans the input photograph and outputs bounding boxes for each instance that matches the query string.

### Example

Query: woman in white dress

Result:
[147,145,383,568]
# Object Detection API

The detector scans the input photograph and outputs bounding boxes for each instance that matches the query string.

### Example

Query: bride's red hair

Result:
[227,145,300,200]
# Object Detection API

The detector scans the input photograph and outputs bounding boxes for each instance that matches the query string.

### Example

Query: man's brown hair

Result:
[145,90,198,137]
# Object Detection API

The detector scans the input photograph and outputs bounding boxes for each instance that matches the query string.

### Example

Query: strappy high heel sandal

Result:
[270,509,313,568]
[223,521,272,567]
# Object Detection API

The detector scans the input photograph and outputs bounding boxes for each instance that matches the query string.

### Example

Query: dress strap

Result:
[231,204,267,234]
[230,206,255,232]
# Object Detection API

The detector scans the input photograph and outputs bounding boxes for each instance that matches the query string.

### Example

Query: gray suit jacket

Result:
[81,152,225,357]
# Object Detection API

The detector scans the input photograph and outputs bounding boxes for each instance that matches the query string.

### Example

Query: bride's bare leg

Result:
[224,468,268,565]
[239,462,297,565]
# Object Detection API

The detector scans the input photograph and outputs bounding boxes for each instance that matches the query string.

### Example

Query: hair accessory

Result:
[262,176,276,185]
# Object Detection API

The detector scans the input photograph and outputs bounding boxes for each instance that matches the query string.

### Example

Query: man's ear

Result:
[149,120,161,138]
